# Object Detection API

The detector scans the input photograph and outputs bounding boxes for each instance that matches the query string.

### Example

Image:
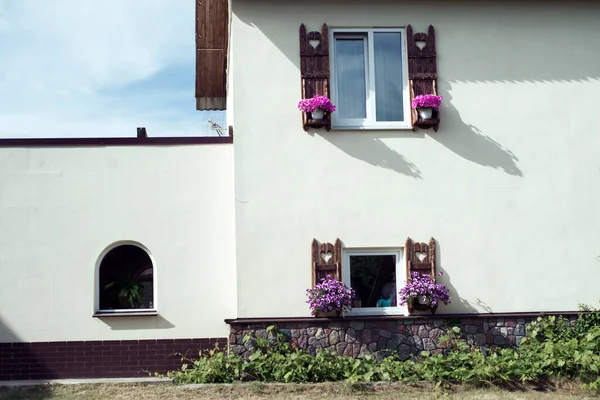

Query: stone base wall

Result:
[227,314,578,360]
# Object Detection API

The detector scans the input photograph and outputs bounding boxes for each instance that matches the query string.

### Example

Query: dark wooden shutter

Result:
[196,0,228,110]
[311,238,342,286]
[407,25,439,131]
[405,237,437,314]
[299,24,331,131]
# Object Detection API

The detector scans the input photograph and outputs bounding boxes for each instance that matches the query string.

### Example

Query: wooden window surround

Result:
[299,24,440,132]
[311,239,404,316]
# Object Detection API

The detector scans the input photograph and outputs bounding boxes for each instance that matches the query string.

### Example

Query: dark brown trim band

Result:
[0,337,226,380]
[225,311,583,325]
[0,135,233,148]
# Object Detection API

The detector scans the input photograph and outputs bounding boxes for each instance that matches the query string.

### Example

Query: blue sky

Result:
[0,0,226,138]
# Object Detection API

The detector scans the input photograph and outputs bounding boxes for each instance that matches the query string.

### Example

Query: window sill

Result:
[93,310,158,318]
[225,311,584,325]
[345,308,406,317]
[331,124,413,131]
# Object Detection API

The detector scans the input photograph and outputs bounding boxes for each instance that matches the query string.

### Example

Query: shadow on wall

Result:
[435,240,490,314]
[97,314,175,331]
[236,0,600,177]
[437,267,493,314]
[434,84,523,177]
[236,0,600,84]
[318,132,423,179]
[0,318,55,386]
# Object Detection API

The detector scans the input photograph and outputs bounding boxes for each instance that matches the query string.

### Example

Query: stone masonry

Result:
[227,314,578,359]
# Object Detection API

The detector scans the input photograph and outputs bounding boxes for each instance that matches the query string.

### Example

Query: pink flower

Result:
[411,94,443,110]
[298,95,337,113]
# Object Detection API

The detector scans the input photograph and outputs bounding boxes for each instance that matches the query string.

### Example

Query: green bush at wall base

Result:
[166,308,600,391]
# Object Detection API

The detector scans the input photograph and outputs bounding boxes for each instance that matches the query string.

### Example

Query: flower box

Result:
[306,275,354,317]
[399,271,450,315]
[299,95,336,131]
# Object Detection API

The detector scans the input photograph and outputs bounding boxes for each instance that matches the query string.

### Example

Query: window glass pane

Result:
[374,32,404,121]
[99,245,154,310]
[335,37,367,119]
[349,255,396,308]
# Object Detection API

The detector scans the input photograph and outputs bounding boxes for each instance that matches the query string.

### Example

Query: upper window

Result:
[330,28,411,130]
[97,243,156,315]
[342,249,403,315]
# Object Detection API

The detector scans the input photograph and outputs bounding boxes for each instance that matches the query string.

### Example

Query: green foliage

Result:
[169,308,600,391]
[104,277,144,308]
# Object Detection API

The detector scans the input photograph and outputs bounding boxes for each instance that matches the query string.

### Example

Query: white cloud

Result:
[0,0,225,138]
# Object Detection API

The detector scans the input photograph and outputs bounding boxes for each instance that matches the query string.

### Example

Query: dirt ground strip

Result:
[0,381,598,400]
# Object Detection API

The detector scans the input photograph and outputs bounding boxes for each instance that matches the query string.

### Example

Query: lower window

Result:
[97,243,156,313]
[343,249,403,314]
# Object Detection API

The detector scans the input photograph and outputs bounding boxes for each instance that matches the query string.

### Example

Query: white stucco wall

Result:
[0,145,236,342]
[231,0,600,317]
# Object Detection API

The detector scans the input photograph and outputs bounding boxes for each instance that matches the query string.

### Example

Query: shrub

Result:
[167,306,600,391]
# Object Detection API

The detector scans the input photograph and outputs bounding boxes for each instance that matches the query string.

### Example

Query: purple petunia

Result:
[398,271,451,307]
[306,275,355,316]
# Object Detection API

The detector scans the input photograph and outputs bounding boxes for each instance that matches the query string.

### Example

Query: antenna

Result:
[208,119,225,137]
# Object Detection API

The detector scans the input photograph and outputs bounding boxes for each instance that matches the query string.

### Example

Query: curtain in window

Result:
[335,37,367,119]
[374,32,404,122]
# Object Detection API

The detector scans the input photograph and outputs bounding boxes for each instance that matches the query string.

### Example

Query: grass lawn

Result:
[0,382,597,400]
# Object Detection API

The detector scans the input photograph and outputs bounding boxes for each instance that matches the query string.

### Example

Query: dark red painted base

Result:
[0,338,226,381]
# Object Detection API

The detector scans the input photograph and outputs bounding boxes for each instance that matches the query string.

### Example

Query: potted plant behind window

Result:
[398,271,450,314]
[104,276,144,309]
[306,275,355,317]
[411,94,443,120]
[298,94,336,120]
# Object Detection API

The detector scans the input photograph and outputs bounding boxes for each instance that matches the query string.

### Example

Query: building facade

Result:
[1,0,599,379]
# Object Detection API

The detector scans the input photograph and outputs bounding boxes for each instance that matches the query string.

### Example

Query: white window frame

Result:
[94,240,158,317]
[330,28,412,130]
[343,248,406,316]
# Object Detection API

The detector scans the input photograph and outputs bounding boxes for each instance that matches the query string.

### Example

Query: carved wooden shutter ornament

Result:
[299,24,331,131]
[405,237,437,314]
[407,25,439,131]
[311,238,342,286]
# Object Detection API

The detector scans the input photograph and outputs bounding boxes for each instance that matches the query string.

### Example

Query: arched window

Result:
[97,243,155,313]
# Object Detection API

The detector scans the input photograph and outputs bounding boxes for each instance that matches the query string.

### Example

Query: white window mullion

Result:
[366,31,376,125]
